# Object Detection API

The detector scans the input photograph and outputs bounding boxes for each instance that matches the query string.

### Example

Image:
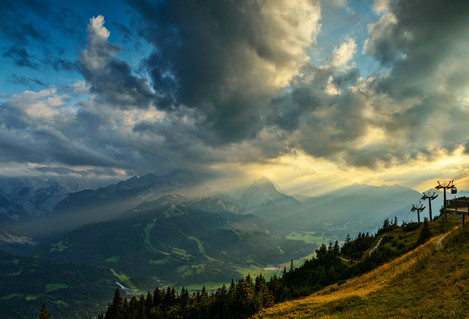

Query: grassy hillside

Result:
[253,222,469,318]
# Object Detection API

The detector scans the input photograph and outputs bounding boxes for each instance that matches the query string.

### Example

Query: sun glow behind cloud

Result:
[208,147,469,196]
[1,0,469,194]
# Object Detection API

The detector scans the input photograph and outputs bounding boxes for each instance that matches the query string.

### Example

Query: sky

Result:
[1,0,469,195]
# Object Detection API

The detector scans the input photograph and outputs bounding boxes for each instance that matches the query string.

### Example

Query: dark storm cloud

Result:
[264,63,371,164]
[270,66,361,134]
[369,0,469,99]
[4,0,469,178]
[332,68,361,90]
[132,110,219,169]
[365,0,469,154]
[128,0,319,144]
[265,0,469,168]
[77,16,155,110]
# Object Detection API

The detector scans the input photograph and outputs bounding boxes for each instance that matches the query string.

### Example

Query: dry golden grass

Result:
[253,226,469,319]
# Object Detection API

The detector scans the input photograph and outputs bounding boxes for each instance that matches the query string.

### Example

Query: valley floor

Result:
[252,227,469,318]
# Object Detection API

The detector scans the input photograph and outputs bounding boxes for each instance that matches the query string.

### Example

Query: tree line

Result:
[40,216,435,318]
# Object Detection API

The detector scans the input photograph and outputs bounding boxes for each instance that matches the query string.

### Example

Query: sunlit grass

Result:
[286,231,330,245]
[49,239,70,253]
[46,283,70,292]
[253,224,468,318]
[105,256,120,263]
[110,268,138,290]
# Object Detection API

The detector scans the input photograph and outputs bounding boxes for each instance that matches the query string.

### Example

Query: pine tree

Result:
[333,240,340,255]
[39,302,51,319]
[233,276,257,317]
[255,274,274,309]
[105,288,123,319]
[152,287,162,307]
[417,217,432,245]
[145,291,153,310]
[345,233,351,244]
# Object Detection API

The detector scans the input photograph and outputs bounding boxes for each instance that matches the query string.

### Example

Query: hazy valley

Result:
[1,170,460,318]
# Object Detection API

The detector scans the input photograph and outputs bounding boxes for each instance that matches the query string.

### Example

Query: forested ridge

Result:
[38,216,446,318]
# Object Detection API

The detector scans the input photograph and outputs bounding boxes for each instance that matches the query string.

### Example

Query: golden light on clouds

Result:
[210,147,469,196]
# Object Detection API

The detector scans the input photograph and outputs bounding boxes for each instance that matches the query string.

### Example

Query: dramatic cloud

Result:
[372,0,390,14]
[329,38,357,70]
[365,0,469,156]
[130,0,321,144]
[363,13,400,66]
[78,16,155,110]
[2,0,469,192]
[0,88,114,166]
[253,0,469,170]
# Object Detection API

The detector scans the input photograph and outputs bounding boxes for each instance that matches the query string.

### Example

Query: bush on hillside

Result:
[403,222,420,233]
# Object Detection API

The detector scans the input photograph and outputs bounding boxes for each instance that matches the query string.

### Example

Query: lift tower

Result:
[411,201,425,223]
[435,180,455,223]
[421,190,438,221]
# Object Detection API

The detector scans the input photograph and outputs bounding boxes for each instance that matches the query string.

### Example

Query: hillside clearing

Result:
[253,226,469,318]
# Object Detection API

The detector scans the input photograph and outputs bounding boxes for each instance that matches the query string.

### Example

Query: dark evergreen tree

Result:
[152,287,162,307]
[333,240,340,255]
[254,274,273,309]
[233,275,257,318]
[39,302,51,319]
[417,217,432,245]
[345,233,351,244]
[105,289,123,319]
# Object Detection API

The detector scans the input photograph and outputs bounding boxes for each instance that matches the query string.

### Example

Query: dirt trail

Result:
[369,235,385,256]
[435,233,447,249]
[435,226,459,249]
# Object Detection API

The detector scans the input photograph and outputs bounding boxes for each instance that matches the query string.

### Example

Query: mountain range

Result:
[8,170,210,240]
[0,170,465,318]
[1,170,449,250]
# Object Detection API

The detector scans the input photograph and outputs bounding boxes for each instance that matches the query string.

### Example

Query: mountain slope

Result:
[35,195,313,287]
[237,181,423,238]
[0,226,38,255]
[253,226,469,318]
[238,178,306,233]
[0,250,129,319]
[14,170,210,240]
[0,175,117,222]
[288,184,422,235]
[0,193,24,222]
[52,170,209,217]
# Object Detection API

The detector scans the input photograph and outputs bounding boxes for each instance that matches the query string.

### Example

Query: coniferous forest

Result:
[89,217,438,319]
